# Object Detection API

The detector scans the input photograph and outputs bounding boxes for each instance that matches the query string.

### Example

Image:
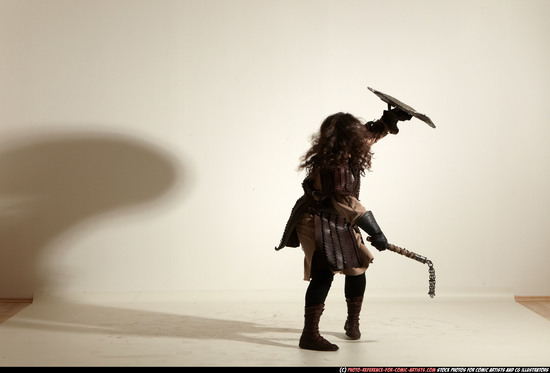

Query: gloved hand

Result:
[392,107,413,121]
[380,108,413,134]
[368,232,388,252]
[356,211,388,251]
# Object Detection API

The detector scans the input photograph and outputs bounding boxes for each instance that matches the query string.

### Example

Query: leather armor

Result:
[276,165,364,271]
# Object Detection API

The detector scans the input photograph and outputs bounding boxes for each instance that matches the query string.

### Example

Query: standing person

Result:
[275,108,412,351]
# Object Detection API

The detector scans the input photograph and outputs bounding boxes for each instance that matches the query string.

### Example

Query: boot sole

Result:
[299,344,339,351]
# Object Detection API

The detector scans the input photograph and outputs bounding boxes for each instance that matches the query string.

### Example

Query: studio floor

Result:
[0,289,549,367]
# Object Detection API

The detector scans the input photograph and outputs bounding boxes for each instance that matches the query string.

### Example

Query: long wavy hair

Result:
[299,112,373,176]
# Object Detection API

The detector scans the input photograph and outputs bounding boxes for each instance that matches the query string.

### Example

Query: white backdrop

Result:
[1,0,549,298]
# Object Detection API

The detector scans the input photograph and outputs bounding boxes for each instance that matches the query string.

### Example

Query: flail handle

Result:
[386,243,428,264]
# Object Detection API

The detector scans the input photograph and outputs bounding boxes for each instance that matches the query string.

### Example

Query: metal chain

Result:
[427,260,436,298]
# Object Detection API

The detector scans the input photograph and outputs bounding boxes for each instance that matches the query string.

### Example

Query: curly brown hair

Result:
[299,112,373,176]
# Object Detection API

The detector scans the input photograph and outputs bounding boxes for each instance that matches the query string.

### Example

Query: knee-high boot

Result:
[299,304,339,351]
[344,296,363,340]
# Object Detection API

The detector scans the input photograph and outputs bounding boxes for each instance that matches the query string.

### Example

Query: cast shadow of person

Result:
[6,297,302,349]
[0,131,182,298]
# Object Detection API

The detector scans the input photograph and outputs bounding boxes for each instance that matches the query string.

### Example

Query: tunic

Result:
[276,169,374,280]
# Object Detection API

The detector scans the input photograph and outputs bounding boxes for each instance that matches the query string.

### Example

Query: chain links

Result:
[427,260,436,298]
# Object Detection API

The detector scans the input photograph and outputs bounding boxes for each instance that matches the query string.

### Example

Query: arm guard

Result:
[356,211,388,251]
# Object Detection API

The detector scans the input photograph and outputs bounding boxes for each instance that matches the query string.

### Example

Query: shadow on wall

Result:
[0,131,182,298]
